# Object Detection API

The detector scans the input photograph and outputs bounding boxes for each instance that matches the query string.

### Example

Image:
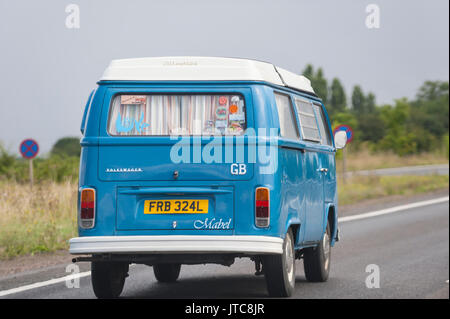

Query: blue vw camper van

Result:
[70,57,347,298]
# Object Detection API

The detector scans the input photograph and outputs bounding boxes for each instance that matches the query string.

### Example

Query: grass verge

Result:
[336,148,448,172]
[0,181,77,260]
[338,174,449,205]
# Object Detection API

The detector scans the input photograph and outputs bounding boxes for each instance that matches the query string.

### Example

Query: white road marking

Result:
[0,196,448,297]
[0,271,91,297]
[339,196,449,223]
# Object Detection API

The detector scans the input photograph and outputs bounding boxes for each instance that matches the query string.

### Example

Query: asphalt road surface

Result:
[1,197,448,299]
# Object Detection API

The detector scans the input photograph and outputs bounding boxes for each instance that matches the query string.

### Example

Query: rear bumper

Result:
[69,235,283,255]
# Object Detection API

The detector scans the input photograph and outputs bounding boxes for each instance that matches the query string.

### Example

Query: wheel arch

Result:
[284,218,301,248]
[324,204,338,247]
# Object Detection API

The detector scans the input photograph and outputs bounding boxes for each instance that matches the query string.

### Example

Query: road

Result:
[0,197,448,299]
[345,164,449,177]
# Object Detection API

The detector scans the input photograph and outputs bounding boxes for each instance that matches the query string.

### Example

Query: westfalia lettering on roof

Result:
[100,56,315,95]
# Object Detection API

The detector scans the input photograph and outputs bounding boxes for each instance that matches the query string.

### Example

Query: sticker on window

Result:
[120,95,146,105]
[107,94,246,136]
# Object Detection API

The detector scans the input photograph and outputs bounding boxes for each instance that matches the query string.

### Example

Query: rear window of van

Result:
[107,94,246,136]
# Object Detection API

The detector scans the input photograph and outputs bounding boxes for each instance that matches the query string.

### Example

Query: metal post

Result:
[342,147,347,184]
[29,159,34,187]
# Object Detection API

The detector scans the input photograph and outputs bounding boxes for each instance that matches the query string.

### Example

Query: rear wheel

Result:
[153,263,181,283]
[303,224,331,282]
[263,229,296,297]
[91,261,128,299]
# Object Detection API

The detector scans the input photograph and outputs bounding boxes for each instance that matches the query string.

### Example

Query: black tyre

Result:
[153,263,181,283]
[263,229,296,297]
[303,224,331,282]
[91,261,129,299]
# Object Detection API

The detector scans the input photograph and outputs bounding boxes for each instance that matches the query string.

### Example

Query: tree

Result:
[410,81,449,138]
[329,78,347,116]
[302,64,314,80]
[301,64,328,104]
[365,92,376,114]
[358,111,385,143]
[376,99,417,155]
[298,66,448,156]
[314,68,328,105]
[51,137,81,157]
[351,85,366,116]
[416,81,449,101]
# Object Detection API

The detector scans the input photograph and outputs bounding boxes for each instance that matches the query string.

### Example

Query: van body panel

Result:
[97,141,254,182]
[80,89,95,135]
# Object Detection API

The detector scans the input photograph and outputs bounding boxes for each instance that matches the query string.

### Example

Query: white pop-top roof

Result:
[101,56,315,95]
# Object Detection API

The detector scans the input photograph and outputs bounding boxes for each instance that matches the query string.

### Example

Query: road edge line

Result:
[339,196,449,223]
[0,271,91,297]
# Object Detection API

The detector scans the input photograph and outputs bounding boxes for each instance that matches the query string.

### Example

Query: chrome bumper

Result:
[69,235,283,255]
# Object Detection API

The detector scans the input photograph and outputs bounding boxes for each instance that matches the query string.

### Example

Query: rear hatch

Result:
[98,91,253,231]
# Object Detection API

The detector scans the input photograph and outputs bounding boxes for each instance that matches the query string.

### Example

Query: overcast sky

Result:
[0,0,448,155]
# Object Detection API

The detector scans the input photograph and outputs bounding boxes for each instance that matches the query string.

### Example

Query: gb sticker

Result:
[231,163,247,175]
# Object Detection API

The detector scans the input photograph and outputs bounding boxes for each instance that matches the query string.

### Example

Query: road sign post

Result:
[19,139,39,187]
[342,147,347,184]
[333,125,354,184]
[29,158,34,187]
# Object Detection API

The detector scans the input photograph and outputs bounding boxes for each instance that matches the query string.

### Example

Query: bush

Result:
[34,155,79,183]
[0,148,79,184]
[51,137,81,157]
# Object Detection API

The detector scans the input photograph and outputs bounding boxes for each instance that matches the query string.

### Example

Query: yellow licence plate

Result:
[143,200,209,214]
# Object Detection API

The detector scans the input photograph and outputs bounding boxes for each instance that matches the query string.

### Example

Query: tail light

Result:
[255,187,270,228]
[79,188,95,229]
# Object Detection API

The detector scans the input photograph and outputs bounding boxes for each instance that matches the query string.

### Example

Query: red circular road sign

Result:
[19,139,39,159]
[333,125,354,143]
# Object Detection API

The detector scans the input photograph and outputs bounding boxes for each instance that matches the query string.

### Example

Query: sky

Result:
[0,0,448,155]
